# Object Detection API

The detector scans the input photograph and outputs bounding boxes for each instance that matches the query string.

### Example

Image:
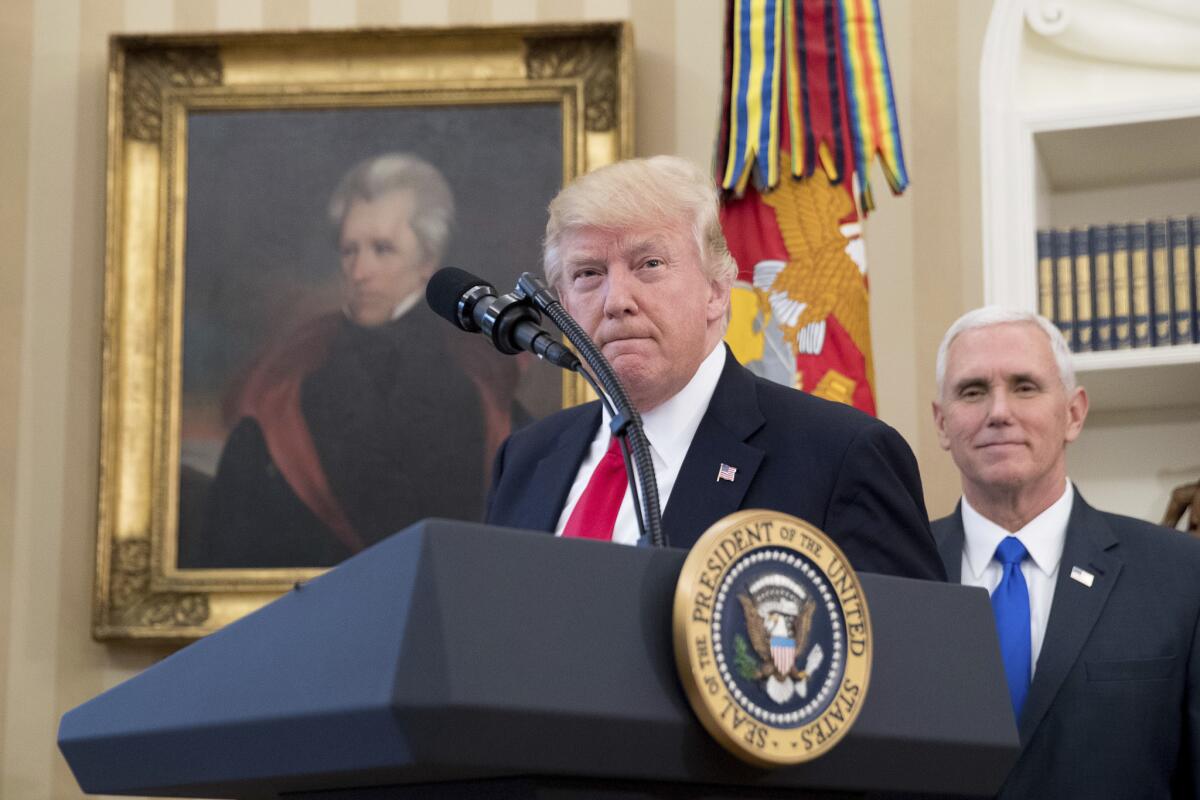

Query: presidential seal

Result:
[673,510,871,767]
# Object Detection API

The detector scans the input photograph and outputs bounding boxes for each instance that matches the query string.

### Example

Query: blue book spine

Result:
[1128,223,1151,349]
[1148,220,1171,346]
[1071,228,1094,351]
[1110,223,1132,349]
[1089,225,1112,351]
[1051,230,1075,350]
[1168,218,1193,345]
[1036,230,1054,322]
[1190,216,1200,345]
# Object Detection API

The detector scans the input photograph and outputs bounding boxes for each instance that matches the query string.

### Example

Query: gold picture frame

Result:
[95,23,633,640]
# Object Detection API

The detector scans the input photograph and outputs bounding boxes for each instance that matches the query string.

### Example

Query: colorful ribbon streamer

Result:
[718,0,908,213]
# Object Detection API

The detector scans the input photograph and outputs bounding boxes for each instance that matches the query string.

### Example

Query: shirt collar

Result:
[342,289,423,324]
[961,480,1075,580]
[389,290,423,321]
[601,342,726,470]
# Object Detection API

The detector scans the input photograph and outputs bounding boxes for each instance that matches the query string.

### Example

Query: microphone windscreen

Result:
[426,267,494,329]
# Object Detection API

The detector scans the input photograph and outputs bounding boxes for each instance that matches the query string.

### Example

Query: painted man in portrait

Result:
[186,153,486,568]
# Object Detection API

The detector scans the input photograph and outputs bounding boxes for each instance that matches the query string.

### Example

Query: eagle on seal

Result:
[738,574,825,704]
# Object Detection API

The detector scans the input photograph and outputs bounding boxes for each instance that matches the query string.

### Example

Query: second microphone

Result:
[426,267,581,371]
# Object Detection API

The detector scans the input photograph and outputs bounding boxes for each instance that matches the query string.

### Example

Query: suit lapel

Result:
[934,505,965,582]
[662,349,765,549]
[523,404,601,533]
[1018,492,1122,744]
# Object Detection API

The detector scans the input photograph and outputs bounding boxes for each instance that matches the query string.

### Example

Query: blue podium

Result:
[60,520,1018,798]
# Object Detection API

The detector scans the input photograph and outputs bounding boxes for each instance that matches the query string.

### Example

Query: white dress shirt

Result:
[960,481,1075,677]
[554,342,727,545]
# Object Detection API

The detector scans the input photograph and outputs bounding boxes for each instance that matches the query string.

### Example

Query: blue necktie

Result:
[991,536,1031,720]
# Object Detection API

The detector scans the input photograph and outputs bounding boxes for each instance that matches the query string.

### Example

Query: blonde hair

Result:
[543,155,737,290]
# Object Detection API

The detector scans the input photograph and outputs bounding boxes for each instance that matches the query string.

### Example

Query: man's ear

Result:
[1064,386,1089,444]
[706,277,732,324]
[932,399,951,451]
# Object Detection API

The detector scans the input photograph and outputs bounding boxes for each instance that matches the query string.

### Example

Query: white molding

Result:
[980,1,1200,308]
[1023,100,1200,131]
[980,0,1033,309]
[1075,343,1200,373]
[1024,0,1200,69]
[1073,345,1200,413]
[980,0,1200,413]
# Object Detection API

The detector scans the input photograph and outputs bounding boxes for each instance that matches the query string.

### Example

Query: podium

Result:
[59,520,1019,798]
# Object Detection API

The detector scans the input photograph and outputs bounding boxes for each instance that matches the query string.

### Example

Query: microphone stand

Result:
[516,273,664,548]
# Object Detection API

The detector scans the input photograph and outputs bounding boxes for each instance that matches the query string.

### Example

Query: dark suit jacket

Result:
[933,493,1200,799]
[189,309,485,568]
[487,347,945,581]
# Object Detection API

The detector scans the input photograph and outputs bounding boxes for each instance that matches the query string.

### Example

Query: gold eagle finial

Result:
[756,154,875,395]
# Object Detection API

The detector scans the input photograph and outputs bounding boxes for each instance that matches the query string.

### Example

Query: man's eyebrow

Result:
[564,253,606,267]
[624,235,672,256]
[563,235,675,269]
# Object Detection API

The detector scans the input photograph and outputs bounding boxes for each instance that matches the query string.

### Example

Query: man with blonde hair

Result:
[931,306,1200,798]
[486,156,944,580]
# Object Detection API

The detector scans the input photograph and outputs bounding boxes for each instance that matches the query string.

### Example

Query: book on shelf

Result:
[1037,230,1054,322]
[1036,218,1198,352]
[1052,229,1075,349]
[1148,219,1172,346]
[1110,222,1132,350]
[1168,217,1194,345]
[1071,228,1094,352]
[1191,216,1200,345]
[1129,222,1152,349]
[1089,224,1112,351]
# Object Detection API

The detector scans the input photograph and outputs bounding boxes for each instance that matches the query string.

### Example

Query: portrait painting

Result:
[94,24,632,639]
[175,104,563,571]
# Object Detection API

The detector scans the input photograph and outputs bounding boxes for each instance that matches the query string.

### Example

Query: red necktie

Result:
[561,437,627,540]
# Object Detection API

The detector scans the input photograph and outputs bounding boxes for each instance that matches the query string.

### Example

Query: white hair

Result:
[542,155,737,291]
[935,306,1076,397]
[328,153,455,263]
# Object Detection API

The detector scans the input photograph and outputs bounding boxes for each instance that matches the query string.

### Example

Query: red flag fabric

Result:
[719,0,905,416]
[722,170,875,415]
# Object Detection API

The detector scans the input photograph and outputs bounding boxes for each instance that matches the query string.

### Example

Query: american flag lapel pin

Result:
[717,463,737,483]
[1069,566,1095,588]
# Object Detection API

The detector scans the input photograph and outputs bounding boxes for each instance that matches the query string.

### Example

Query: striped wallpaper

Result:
[0,2,719,796]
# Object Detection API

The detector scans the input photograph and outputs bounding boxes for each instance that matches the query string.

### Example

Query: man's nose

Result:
[986,388,1014,425]
[602,266,638,317]
[345,251,376,282]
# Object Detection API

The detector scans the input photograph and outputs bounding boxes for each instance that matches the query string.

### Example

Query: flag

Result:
[718,0,909,416]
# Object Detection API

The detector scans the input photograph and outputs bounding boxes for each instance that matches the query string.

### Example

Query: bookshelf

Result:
[1032,111,1200,412]
[981,3,1200,415]
[979,1,1200,523]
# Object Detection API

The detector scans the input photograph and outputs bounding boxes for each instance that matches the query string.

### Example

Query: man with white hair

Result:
[193,153,485,568]
[931,306,1200,798]
[486,156,944,580]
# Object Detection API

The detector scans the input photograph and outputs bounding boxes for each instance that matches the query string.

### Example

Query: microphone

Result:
[436,269,663,547]
[426,267,580,370]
